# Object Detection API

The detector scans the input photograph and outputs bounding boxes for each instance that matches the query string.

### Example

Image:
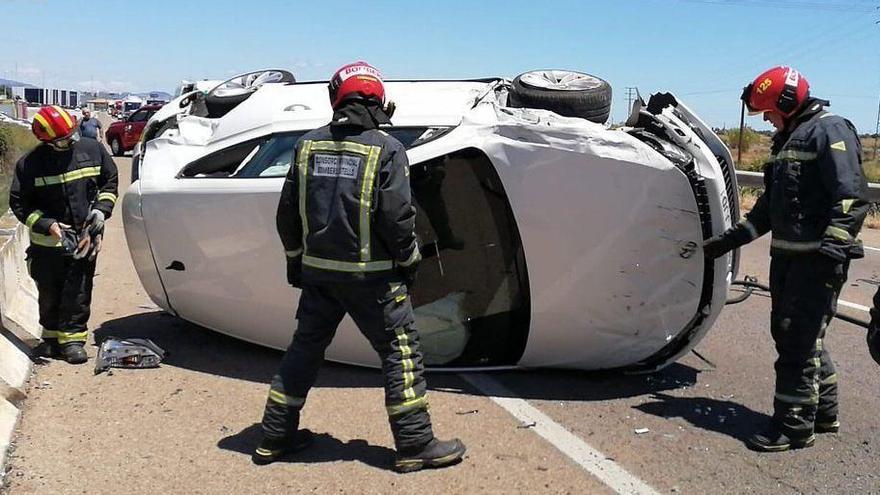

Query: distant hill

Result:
[0,78,35,88]
[132,91,173,101]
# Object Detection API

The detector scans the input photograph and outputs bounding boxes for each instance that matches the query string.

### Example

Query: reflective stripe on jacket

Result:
[9,139,118,250]
[276,125,419,283]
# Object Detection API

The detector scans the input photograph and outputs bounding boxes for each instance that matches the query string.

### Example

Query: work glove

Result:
[85,209,105,236]
[398,259,420,289]
[286,255,303,288]
[703,235,737,260]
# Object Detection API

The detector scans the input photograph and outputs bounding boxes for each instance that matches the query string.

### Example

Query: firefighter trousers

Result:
[769,253,845,437]
[261,280,434,451]
[27,249,97,345]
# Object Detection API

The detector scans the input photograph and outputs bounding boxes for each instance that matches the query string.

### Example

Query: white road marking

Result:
[839,299,871,313]
[461,373,660,495]
[863,245,880,253]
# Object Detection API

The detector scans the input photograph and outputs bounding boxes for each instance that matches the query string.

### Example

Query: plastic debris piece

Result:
[634,428,650,434]
[517,421,537,429]
[456,410,479,415]
[94,337,166,375]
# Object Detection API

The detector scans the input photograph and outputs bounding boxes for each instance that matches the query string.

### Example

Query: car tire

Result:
[110,137,123,157]
[205,92,252,119]
[508,70,612,124]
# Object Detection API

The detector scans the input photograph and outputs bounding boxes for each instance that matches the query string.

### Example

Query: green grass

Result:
[864,159,880,184]
[0,123,38,213]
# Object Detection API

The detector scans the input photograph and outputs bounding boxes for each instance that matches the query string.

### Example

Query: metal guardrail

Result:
[735,170,880,203]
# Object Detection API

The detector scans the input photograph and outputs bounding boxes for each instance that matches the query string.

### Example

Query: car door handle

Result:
[165,261,185,271]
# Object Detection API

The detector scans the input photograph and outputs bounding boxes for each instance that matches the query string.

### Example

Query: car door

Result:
[140,132,303,351]
[123,109,149,149]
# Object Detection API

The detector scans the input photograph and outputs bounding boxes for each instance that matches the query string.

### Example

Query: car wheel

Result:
[508,69,612,124]
[110,137,123,157]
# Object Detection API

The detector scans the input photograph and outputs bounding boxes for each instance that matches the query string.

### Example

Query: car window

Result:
[231,127,452,178]
[179,137,268,177]
[234,132,308,178]
[181,127,455,179]
[130,110,149,123]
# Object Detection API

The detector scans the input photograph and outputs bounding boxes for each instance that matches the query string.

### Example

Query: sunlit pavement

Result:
[3,149,878,494]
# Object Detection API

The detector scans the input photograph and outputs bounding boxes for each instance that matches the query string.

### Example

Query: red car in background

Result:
[105,104,163,156]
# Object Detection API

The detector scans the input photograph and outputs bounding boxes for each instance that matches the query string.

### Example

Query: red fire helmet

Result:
[32,106,77,143]
[741,66,810,118]
[328,61,386,109]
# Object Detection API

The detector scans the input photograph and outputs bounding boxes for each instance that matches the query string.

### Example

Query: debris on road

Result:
[456,409,479,415]
[94,337,166,375]
[517,421,537,429]
[634,428,650,435]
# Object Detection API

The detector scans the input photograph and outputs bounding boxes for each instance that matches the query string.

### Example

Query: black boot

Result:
[394,438,466,473]
[33,339,60,359]
[815,415,840,433]
[747,425,815,452]
[252,429,314,465]
[60,343,88,364]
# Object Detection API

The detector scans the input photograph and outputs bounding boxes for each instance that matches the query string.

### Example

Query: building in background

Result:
[85,99,110,112]
[12,86,79,108]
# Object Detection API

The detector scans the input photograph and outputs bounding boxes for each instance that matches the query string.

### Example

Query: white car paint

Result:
[123,75,737,372]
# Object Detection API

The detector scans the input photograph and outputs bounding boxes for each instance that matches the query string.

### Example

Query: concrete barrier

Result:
[0,397,18,478]
[0,212,41,480]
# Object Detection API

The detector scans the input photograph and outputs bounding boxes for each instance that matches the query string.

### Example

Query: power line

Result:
[684,11,877,94]
[670,0,876,12]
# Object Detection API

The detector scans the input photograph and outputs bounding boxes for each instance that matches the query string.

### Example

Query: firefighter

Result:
[704,67,868,452]
[866,290,880,366]
[9,106,118,364]
[254,62,466,472]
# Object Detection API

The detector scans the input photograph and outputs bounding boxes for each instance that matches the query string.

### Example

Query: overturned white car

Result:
[122,69,739,372]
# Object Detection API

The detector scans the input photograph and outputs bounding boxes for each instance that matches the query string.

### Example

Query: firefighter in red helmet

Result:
[705,67,868,451]
[254,62,466,472]
[9,106,118,364]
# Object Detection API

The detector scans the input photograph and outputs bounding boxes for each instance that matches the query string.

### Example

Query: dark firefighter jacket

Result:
[9,138,119,252]
[276,118,421,284]
[723,98,868,262]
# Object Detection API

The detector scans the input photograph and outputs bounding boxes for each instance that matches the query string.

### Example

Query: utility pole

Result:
[874,13,879,161]
[624,87,637,123]
[874,93,879,161]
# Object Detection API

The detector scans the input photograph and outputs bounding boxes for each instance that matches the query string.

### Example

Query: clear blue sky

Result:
[1,0,877,131]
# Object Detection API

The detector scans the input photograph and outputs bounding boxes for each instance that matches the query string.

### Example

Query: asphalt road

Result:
[2,151,879,494]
